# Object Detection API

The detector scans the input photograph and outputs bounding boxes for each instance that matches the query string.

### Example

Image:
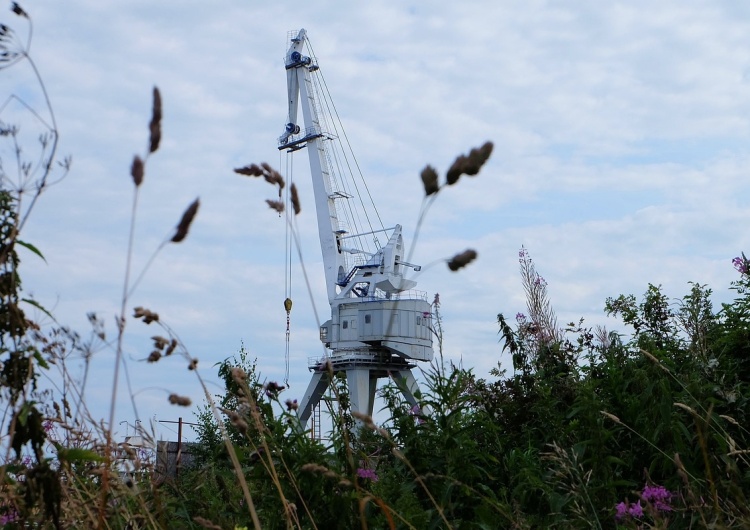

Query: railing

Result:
[346,288,428,302]
[307,351,415,370]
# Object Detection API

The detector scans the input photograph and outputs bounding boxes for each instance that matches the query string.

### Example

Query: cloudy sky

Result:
[4,1,750,443]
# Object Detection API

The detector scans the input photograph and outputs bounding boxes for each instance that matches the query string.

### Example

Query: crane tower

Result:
[278,29,434,428]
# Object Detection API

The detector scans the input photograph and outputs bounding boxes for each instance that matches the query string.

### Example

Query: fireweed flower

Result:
[615,502,628,520]
[642,484,673,512]
[628,500,644,518]
[733,256,748,274]
[409,404,426,424]
[357,468,379,482]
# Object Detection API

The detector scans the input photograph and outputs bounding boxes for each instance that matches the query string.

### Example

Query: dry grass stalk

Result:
[165,338,178,355]
[133,306,159,324]
[130,155,144,187]
[447,249,477,271]
[221,407,249,433]
[266,199,285,213]
[193,516,222,530]
[674,402,700,417]
[168,393,191,406]
[674,453,689,485]
[640,348,671,373]
[231,366,248,384]
[600,411,622,424]
[420,165,439,196]
[446,141,493,185]
[719,414,740,426]
[290,182,301,214]
[234,163,264,177]
[171,198,200,242]
[151,335,169,349]
[149,86,162,153]
[301,463,330,474]
[351,410,376,429]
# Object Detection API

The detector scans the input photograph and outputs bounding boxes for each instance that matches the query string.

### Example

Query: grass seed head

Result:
[131,155,144,187]
[149,86,162,153]
[446,141,493,184]
[147,350,161,363]
[171,198,200,243]
[168,394,191,407]
[720,414,739,426]
[266,199,285,213]
[234,164,264,177]
[12,3,28,18]
[231,367,247,385]
[133,307,159,324]
[290,183,301,215]
[420,165,440,196]
[600,411,622,424]
[151,335,169,350]
[447,249,478,271]
[165,338,178,356]
[192,516,222,530]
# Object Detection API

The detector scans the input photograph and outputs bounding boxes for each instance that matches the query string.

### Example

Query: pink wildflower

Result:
[357,468,379,482]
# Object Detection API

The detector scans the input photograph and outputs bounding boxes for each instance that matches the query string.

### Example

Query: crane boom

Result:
[281,29,345,303]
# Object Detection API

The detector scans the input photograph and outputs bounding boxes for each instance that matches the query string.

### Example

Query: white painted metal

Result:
[278,29,433,429]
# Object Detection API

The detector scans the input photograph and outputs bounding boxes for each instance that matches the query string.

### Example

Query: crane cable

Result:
[282,150,293,387]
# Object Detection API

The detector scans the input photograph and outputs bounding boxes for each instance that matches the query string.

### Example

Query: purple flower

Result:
[0,510,18,525]
[615,501,628,520]
[515,312,527,324]
[357,468,379,482]
[642,484,673,512]
[628,500,644,518]
[733,257,748,274]
[409,404,426,424]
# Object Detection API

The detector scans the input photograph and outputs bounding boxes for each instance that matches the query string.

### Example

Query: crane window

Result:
[342,321,348,329]
[364,314,371,324]
[416,315,422,326]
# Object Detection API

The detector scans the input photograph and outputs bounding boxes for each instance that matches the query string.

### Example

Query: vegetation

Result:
[1,4,749,529]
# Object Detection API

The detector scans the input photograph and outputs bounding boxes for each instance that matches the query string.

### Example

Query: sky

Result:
[3,1,750,444]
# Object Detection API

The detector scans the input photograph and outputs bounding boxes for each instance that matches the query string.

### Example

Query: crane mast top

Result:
[279,29,419,305]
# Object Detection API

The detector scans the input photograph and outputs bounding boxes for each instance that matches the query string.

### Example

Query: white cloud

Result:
[4,0,750,440]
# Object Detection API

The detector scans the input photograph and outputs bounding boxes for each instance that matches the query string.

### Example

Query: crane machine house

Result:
[277,29,434,428]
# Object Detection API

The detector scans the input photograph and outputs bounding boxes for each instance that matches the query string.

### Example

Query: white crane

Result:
[278,29,433,428]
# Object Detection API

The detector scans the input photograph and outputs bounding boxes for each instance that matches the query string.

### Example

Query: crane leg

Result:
[346,368,377,420]
[390,369,420,408]
[298,371,330,428]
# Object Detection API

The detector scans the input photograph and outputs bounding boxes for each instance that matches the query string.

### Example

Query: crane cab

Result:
[320,296,433,362]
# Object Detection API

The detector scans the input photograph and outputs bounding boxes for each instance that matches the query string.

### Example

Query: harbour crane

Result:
[278,29,433,428]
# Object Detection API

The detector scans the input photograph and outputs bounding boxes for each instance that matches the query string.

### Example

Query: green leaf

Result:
[57,447,104,463]
[33,349,49,370]
[17,239,46,263]
[22,297,54,320]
